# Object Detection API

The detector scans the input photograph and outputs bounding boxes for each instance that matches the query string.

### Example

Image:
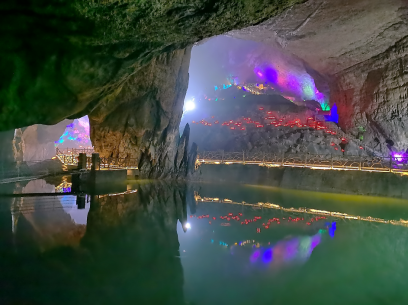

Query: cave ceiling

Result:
[228,0,408,75]
[0,0,303,131]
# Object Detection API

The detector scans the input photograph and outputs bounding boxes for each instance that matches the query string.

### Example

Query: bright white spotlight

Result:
[185,223,191,229]
[184,100,196,112]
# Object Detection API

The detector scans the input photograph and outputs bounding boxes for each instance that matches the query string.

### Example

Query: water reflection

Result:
[1,180,408,304]
[0,180,187,305]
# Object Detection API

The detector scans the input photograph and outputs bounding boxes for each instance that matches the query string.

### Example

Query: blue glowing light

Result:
[262,248,273,263]
[328,222,337,238]
[325,104,339,123]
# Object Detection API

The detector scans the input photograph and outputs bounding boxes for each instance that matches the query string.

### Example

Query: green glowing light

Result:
[321,103,331,111]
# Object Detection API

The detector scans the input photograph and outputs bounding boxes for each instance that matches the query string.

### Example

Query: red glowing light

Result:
[230,127,235,130]
[359,146,364,149]
[213,217,216,220]
[259,107,264,111]
[215,121,219,124]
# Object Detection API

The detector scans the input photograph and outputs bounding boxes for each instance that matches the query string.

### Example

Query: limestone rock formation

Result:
[18,120,73,161]
[228,0,408,154]
[89,48,192,178]
[187,92,369,156]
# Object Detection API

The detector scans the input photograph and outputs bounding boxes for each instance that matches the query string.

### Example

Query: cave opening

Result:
[180,35,346,155]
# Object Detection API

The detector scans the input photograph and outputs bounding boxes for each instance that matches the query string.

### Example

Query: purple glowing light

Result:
[392,151,408,163]
[55,115,92,149]
[250,250,261,263]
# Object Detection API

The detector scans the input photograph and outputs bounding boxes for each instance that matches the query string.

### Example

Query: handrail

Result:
[55,149,138,169]
[196,151,408,174]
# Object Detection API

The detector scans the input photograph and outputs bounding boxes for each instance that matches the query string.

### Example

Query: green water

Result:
[1,180,408,304]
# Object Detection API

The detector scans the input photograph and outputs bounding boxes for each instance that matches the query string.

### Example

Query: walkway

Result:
[197,151,408,175]
[55,148,138,169]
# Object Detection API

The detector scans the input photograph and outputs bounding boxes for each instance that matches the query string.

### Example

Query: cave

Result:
[2,0,408,303]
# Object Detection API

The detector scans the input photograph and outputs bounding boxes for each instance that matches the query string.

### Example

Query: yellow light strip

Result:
[194,194,408,228]
[196,158,408,176]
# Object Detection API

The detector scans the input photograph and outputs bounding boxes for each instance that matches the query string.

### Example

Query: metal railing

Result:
[98,157,138,170]
[196,151,408,174]
[56,148,94,156]
[55,149,138,170]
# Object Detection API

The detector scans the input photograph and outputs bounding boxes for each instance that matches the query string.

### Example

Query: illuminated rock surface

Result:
[185,87,368,156]
[228,0,408,154]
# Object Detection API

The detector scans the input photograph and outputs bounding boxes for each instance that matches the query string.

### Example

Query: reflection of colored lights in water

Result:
[249,231,324,266]
[284,238,299,261]
[250,250,261,263]
[262,248,273,263]
[328,222,336,238]
[311,233,321,249]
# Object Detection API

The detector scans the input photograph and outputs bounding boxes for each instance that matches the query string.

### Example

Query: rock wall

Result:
[331,37,408,155]
[19,120,73,161]
[89,47,193,178]
[228,0,408,155]
[185,89,371,156]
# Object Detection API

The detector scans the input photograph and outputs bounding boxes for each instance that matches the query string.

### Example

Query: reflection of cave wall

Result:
[0,181,190,304]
